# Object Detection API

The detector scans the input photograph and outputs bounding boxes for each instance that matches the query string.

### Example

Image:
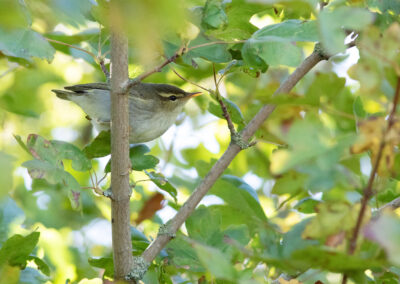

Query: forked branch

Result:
[139,47,329,266]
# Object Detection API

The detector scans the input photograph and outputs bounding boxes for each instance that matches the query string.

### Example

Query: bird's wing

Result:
[64,82,109,92]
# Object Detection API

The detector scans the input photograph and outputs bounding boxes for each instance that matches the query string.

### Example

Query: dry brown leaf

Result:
[135,193,164,224]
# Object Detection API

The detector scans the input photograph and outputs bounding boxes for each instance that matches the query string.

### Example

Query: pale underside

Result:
[68,89,184,143]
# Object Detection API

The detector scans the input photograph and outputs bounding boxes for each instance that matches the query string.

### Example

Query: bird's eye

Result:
[169,95,177,101]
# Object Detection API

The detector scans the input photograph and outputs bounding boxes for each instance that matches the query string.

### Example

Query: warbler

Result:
[52,82,201,143]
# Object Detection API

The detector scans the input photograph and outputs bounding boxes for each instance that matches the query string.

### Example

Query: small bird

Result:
[52,82,201,143]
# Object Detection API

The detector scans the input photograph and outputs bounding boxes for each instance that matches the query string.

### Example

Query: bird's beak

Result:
[187,92,202,98]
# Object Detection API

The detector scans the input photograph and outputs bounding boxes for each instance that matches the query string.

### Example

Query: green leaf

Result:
[50,141,91,171]
[289,246,383,272]
[51,0,94,28]
[187,34,232,63]
[145,171,177,202]
[365,213,400,266]
[208,97,245,126]
[211,175,268,222]
[0,0,31,29]
[294,197,320,214]
[25,134,91,172]
[0,67,61,117]
[83,131,111,159]
[0,232,40,268]
[242,20,318,68]
[45,28,105,63]
[353,96,367,119]
[193,242,236,280]
[167,236,204,272]
[302,202,358,240]
[22,160,82,210]
[367,0,400,14]
[269,117,355,191]
[186,206,222,244]
[206,0,260,41]
[105,144,159,172]
[88,257,114,278]
[209,205,259,232]
[319,7,373,54]
[27,256,50,276]
[129,145,159,171]
[202,0,228,30]
[0,28,55,62]
[272,171,307,195]
[252,19,319,42]
[165,34,232,64]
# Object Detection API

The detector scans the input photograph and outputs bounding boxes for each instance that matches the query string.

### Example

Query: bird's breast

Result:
[128,104,183,143]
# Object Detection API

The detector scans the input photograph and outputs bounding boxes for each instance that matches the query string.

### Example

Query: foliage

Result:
[0,0,399,283]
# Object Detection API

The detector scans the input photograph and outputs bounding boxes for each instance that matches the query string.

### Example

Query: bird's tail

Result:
[51,89,84,100]
[52,83,109,100]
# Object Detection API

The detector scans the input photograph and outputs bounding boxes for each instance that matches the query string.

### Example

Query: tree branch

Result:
[342,76,400,284]
[109,15,133,282]
[141,48,328,264]
[379,196,400,212]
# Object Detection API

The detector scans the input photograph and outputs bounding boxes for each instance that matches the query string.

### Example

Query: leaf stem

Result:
[45,37,98,60]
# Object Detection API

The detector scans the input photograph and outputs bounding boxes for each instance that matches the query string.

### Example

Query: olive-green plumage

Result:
[52,82,200,143]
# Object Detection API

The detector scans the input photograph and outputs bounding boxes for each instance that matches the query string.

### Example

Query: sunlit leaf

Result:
[83,131,111,159]
[211,175,268,222]
[319,7,373,54]
[88,257,114,278]
[105,144,159,172]
[145,171,177,202]
[202,0,228,30]
[193,242,236,280]
[302,202,361,240]
[0,232,40,268]
[208,96,245,126]
[242,20,318,68]
[0,28,55,62]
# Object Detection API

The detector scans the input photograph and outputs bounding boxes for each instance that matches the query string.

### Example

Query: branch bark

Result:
[110,20,133,281]
[141,49,328,263]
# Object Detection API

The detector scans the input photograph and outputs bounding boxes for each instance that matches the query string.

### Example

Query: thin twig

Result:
[45,38,98,60]
[379,196,400,211]
[124,40,245,90]
[212,64,237,137]
[170,67,210,93]
[342,76,400,284]
[185,40,245,53]
[99,58,110,80]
